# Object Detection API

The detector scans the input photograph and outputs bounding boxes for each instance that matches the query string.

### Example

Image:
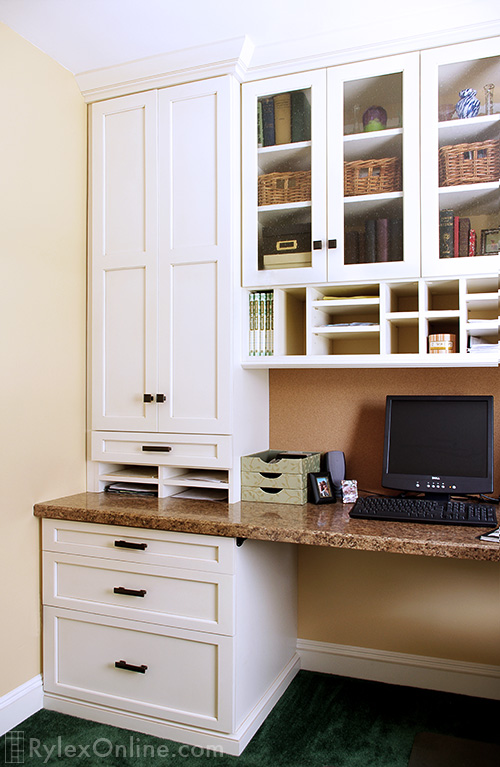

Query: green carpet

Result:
[2,671,500,766]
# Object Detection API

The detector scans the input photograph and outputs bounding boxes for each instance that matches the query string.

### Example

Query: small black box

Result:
[261,222,311,257]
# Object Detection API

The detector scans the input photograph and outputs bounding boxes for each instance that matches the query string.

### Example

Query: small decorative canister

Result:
[429,333,456,353]
[455,89,480,119]
[362,105,387,131]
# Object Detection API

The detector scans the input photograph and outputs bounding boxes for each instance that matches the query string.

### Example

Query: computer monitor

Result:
[382,395,494,500]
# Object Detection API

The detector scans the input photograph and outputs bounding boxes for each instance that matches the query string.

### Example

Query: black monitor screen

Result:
[382,395,494,497]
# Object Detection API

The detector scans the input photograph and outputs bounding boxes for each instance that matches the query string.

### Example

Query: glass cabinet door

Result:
[421,37,500,278]
[242,70,327,287]
[327,53,421,282]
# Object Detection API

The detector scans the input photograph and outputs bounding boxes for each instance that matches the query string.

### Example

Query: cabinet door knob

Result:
[313,240,323,250]
[143,393,154,403]
[113,587,147,598]
[156,393,167,403]
[328,239,337,249]
[115,660,148,674]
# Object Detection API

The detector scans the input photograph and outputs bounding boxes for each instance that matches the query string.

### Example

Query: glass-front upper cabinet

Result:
[327,53,421,282]
[420,37,500,277]
[242,70,327,287]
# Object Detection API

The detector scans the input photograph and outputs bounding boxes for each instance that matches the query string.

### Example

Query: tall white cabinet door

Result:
[90,92,159,432]
[420,38,500,278]
[242,70,327,287]
[327,53,421,282]
[157,78,233,434]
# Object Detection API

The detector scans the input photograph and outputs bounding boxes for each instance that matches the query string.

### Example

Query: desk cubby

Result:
[88,463,229,500]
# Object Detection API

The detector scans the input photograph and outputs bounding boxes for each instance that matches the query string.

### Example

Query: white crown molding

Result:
[77,19,500,103]
[246,19,500,80]
[77,35,255,103]
[0,675,43,737]
[298,638,500,700]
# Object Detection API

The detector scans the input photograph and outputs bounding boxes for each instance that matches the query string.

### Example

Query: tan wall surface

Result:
[0,24,87,696]
[270,367,500,665]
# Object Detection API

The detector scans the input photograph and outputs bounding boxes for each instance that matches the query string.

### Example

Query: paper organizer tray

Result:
[241,450,321,505]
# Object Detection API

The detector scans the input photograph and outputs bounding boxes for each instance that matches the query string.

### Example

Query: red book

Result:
[469,229,477,257]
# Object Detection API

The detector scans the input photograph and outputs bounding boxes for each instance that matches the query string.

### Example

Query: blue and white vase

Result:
[455,88,480,119]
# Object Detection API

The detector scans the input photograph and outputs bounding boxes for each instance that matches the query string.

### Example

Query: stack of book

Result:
[249,291,274,356]
[345,219,403,264]
[258,91,311,147]
[439,210,476,258]
[467,334,499,355]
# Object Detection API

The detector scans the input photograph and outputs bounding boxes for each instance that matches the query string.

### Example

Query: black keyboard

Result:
[350,496,497,527]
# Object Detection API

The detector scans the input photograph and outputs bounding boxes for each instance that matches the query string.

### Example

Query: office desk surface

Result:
[34,492,500,562]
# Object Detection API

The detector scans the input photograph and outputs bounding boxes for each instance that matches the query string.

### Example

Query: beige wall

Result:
[0,24,87,696]
[270,367,500,665]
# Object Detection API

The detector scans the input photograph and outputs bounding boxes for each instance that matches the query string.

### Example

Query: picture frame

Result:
[308,472,335,504]
[480,228,500,255]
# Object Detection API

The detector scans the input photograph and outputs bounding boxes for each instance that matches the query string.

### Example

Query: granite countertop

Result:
[33,492,500,562]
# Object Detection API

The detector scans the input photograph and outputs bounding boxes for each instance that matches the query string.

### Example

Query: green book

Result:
[291,90,311,142]
[439,209,454,258]
[257,100,263,148]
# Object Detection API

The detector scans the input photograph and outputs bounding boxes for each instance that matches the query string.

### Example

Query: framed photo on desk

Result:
[308,472,335,504]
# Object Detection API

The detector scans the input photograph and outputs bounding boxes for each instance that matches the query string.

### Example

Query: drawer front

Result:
[241,470,306,489]
[91,431,232,468]
[43,552,234,635]
[43,607,233,732]
[42,520,235,574]
[241,485,308,505]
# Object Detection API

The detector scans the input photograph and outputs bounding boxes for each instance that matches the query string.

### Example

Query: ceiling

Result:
[0,0,499,75]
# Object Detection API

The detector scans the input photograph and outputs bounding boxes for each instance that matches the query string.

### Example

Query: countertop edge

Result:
[33,499,500,562]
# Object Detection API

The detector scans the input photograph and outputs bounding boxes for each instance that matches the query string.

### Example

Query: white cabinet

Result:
[90,78,234,436]
[421,37,500,278]
[89,76,269,501]
[242,54,420,287]
[241,43,499,367]
[244,275,498,365]
[42,519,298,755]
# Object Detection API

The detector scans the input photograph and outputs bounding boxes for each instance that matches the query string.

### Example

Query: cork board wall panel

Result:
[269,367,500,496]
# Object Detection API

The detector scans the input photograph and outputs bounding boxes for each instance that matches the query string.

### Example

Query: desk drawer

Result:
[91,431,232,468]
[42,520,235,574]
[43,607,233,732]
[43,552,234,635]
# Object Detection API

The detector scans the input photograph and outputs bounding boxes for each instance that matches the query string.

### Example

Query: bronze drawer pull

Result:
[113,586,147,598]
[114,540,147,551]
[141,445,172,453]
[115,660,148,674]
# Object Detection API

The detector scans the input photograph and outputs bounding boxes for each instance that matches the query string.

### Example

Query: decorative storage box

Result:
[439,139,500,186]
[258,171,311,206]
[261,222,311,269]
[241,450,321,505]
[344,157,402,196]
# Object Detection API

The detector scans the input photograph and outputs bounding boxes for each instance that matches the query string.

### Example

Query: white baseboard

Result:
[297,638,500,700]
[43,654,301,756]
[0,676,43,737]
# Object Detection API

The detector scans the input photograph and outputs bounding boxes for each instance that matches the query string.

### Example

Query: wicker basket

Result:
[344,157,402,196]
[439,139,500,186]
[258,171,311,206]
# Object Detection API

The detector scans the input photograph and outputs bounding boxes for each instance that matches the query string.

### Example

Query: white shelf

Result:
[313,324,380,338]
[312,296,380,311]
[243,275,498,367]
[438,114,500,145]
[343,128,402,162]
[242,352,498,369]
